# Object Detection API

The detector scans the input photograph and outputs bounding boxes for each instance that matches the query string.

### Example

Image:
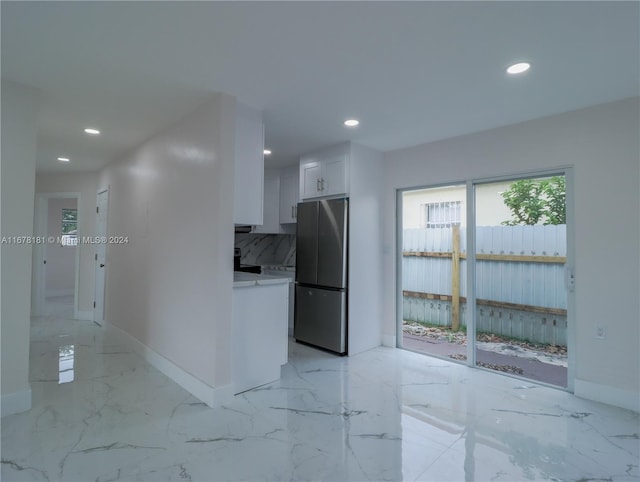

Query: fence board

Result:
[402,225,568,344]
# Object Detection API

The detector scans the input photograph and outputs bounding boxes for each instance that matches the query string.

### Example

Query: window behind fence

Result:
[421,201,462,228]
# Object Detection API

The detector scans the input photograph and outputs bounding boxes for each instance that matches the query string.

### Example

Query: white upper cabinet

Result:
[322,154,348,196]
[253,170,282,233]
[234,101,264,225]
[279,165,300,224]
[300,161,322,199]
[299,144,349,200]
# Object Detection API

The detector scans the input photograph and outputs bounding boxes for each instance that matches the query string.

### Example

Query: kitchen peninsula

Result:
[232,272,289,394]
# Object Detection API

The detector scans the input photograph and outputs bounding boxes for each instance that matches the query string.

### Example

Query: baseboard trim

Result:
[1,388,32,417]
[382,334,397,348]
[106,321,233,408]
[574,379,639,413]
[74,310,93,321]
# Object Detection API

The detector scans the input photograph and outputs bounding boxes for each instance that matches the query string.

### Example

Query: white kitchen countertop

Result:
[261,264,296,273]
[261,265,296,273]
[233,272,291,288]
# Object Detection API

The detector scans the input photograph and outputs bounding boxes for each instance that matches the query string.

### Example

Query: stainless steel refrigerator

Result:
[294,198,348,355]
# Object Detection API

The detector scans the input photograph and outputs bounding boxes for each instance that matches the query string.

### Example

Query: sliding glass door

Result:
[399,172,570,388]
[399,184,468,361]
[473,176,568,387]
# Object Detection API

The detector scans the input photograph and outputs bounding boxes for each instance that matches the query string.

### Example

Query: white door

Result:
[93,189,108,325]
[33,196,48,316]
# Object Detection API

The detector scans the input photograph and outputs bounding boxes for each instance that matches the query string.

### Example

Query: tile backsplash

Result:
[235,233,296,266]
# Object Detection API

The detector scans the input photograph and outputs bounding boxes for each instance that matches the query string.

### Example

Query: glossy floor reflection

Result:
[2,317,638,481]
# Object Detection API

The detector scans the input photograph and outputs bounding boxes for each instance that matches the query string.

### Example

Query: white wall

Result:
[1,80,39,416]
[382,98,640,412]
[45,198,77,296]
[34,172,99,318]
[98,94,236,403]
[348,143,385,355]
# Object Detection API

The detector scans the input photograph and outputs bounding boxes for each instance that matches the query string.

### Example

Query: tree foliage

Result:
[501,177,565,225]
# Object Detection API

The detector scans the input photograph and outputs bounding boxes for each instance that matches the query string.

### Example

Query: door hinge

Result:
[93,301,96,308]
[96,206,99,213]
[95,253,98,261]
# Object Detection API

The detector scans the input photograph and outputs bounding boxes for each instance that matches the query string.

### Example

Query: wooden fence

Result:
[402,225,567,345]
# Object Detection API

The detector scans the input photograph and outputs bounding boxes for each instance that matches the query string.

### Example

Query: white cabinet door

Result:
[232,283,288,394]
[234,102,264,225]
[300,160,323,199]
[322,153,347,197]
[299,145,350,200]
[253,170,281,233]
[279,166,299,224]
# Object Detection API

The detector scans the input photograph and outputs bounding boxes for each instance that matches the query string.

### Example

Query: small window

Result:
[421,201,462,228]
[61,209,78,246]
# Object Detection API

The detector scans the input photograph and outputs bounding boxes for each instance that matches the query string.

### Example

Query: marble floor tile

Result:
[2,316,638,481]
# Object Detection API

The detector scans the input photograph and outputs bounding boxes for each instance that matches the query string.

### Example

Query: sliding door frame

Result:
[396,167,575,392]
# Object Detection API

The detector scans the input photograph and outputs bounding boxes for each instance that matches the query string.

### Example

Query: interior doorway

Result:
[33,193,80,319]
[93,188,108,326]
[398,171,571,388]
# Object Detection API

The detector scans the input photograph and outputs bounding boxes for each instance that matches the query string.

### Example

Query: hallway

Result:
[43,294,74,319]
[2,315,638,481]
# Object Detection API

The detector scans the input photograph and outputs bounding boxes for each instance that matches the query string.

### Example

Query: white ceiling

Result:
[2,2,638,172]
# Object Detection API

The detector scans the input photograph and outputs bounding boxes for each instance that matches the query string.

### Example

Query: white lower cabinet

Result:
[232,276,289,394]
[262,269,295,336]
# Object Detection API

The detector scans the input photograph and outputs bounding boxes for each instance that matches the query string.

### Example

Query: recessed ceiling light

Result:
[506,62,531,75]
[263,149,272,155]
[84,127,100,135]
[57,157,70,162]
[344,119,360,127]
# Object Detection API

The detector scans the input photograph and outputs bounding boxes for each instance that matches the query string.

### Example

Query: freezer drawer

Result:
[294,285,346,354]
